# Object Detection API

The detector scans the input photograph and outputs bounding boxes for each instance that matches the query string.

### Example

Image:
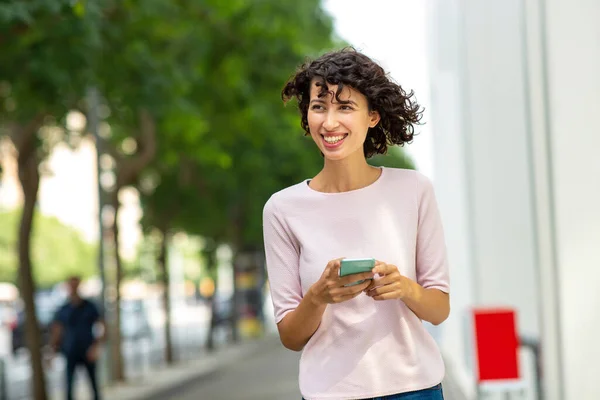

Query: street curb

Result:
[104,334,281,400]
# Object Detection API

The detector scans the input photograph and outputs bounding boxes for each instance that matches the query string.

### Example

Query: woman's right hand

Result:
[308,258,374,305]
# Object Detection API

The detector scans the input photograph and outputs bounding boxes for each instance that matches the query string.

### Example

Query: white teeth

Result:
[324,135,345,144]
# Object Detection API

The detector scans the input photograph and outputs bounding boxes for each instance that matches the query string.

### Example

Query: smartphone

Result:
[339,258,376,286]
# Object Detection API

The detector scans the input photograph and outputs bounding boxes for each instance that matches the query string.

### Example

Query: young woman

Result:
[263,48,450,400]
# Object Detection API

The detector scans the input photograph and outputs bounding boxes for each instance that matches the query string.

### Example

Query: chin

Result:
[322,145,364,162]
[322,151,348,161]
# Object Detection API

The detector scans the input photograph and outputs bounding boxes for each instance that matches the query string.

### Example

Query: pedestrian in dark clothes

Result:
[49,276,106,400]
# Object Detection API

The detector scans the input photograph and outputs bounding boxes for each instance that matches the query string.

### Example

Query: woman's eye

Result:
[311,105,324,111]
[340,105,354,111]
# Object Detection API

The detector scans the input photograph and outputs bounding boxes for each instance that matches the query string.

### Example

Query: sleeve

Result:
[415,172,450,293]
[263,195,302,324]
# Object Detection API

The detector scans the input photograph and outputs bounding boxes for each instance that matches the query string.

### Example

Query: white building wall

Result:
[427,1,477,396]
[459,0,541,336]
[429,0,600,399]
[543,1,600,398]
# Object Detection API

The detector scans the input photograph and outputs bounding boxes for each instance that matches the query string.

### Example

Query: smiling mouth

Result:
[321,134,348,145]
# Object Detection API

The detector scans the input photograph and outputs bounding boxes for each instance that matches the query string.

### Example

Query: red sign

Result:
[472,308,520,382]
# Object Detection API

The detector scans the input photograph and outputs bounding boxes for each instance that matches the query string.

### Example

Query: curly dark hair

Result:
[282,48,423,158]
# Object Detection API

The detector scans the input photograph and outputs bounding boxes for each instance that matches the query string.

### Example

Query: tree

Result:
[137,0,336,350]
[92,0,221,370]
[97,110,157,380]
[140,167,200,362]
[0,2,104,397]
[3,120,48,400]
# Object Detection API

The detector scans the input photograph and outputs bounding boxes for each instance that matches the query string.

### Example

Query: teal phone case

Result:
[339,258,375,286]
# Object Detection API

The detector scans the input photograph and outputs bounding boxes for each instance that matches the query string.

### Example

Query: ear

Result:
[368,110,380,128]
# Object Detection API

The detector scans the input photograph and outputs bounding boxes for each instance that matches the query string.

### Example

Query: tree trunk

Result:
[17,150,47,400]
[157,229,173,364]
[104,109,156,381]
[204,245,218,351]
[9,116,48,400]
[230,217,244,344]
[109,193,125,381]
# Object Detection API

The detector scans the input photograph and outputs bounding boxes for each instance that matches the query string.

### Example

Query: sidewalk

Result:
[51,334,280,400]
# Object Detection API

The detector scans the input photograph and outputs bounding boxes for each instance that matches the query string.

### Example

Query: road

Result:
[153,337,301,400]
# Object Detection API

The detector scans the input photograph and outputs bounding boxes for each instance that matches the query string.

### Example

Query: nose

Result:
[322,110,340,131]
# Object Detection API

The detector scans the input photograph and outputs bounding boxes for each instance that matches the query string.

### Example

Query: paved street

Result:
[156,338,301,400]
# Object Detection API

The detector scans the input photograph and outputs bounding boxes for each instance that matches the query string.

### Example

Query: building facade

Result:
[428,1,600,399]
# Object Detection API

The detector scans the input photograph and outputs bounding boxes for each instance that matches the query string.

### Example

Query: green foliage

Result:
[95,1,195,138]
[0,0,416,280]
[0,209,97,288]
[139,0,335,250]
[0,0,105,123]
[369,147,415,170]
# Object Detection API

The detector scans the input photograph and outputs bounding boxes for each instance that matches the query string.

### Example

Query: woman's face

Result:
[307,80,380,162]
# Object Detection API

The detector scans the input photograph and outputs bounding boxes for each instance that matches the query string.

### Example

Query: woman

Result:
[263,48,450,400]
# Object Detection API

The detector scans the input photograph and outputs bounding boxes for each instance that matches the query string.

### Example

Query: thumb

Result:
[326,258,344,276]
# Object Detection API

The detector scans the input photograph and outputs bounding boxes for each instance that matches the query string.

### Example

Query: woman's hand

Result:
[364,261,415,301]
[308,258,374,305]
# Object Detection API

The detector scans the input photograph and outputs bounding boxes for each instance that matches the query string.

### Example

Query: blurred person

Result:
[263,48,450,400]
[49,276,105,400]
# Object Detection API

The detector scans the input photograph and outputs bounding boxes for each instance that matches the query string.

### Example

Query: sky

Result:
[323,0,434,179]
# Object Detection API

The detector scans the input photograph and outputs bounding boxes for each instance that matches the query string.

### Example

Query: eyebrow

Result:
[309,98,358,106]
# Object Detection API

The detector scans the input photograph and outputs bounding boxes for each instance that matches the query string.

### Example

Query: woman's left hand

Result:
[364,261,415,301]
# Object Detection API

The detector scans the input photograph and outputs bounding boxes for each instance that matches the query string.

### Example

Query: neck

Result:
[312,151,380,193]
[70,295,82,305]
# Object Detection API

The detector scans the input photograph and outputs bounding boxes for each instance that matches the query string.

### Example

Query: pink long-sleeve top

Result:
[262,167,450,400]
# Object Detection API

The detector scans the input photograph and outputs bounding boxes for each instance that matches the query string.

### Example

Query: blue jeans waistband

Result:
[302,383,444,400]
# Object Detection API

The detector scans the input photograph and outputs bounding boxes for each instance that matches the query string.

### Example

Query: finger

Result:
[338,271,374,286]
[368,273,398,288]
[325,258,343,278]
[363,279,377,292]
[372,262,398,276]
[374,260,386,271]
[372,292,397,301]
[366,282,399,297]
[330,257,344,267]
[332,279,372,296]
[333,287,366,303]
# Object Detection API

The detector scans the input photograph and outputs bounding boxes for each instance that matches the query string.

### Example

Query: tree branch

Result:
[116,108,157,188]
[7,114,46,162]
